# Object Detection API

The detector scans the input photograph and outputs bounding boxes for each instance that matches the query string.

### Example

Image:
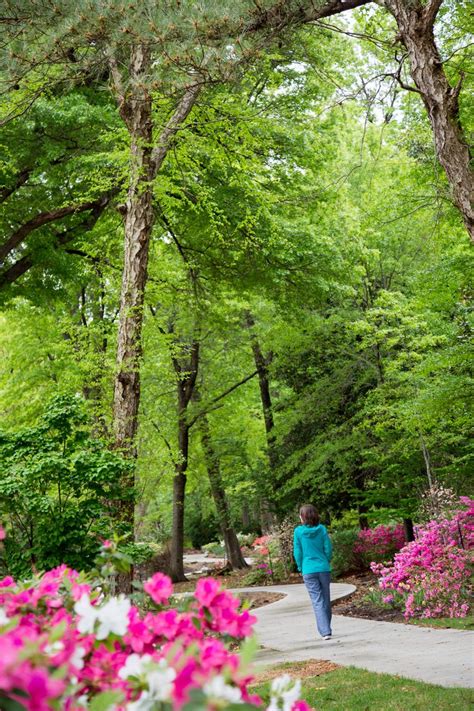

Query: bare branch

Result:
[0,193,114,287]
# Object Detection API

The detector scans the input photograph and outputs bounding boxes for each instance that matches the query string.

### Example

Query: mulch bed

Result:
[332,572,406,623]
[235,591,285,610]
[251,659,340,685]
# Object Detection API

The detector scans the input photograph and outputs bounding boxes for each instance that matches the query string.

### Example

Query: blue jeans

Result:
[303,572,332,637]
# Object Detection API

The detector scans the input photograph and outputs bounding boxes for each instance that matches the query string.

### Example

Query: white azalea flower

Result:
[44,641,64,655]
[70,646,86,670]
[147,659,177,701]
[74,593,131,639]
[96,594,131,640]
[119,653,153,680]
[126,691,155,711]
[204,675,243,704]
[74,594,98,635]
[267,674,302,711]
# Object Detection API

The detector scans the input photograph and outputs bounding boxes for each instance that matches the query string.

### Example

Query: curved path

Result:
[234,584,474,688]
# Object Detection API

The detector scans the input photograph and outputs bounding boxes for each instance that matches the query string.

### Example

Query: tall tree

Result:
[382,0,473,240]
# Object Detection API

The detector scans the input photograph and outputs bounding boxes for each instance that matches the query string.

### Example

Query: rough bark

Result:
[384,0,474,240]
[111,43,201,530]
[112,44,154,465]
[169,338,200,582]
[244,311,275,532]
[200,414,249,570]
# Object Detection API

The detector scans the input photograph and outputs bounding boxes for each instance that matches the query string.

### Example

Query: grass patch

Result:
[253,663,474,710]
[410,614,474,631]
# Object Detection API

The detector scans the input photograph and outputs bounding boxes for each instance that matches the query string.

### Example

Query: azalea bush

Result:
[0,535,309,711]
[371,498,474,620]
[244,536,285,586]
[354,524,406,568]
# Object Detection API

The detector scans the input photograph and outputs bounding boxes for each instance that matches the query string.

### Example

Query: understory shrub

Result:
[329,528,359,577]
[272,517,298,576]
[201,540,226,556]
[243,535,285,585]
[0,534,309,711]
[133,542,172,582]
[371,497,474,619]
[354,524,406,567]
[0,395,132,578]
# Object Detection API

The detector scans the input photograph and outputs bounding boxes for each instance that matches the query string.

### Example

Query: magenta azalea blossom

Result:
[143,572,173,605]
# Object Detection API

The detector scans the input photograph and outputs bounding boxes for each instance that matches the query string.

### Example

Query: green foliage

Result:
[0,1,472,561]
[201,541,226,557]
[184,492,221,549]
[329,529,360,578]
[0,394,132,577]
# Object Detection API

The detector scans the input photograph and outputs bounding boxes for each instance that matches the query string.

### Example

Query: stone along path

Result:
[235,584,474,688]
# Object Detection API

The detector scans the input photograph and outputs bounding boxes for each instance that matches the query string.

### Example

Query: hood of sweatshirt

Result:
[299,524,324,538]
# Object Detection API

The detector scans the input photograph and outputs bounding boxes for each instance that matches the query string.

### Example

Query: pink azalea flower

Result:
[143,572,173,606]
[195,577,221,608]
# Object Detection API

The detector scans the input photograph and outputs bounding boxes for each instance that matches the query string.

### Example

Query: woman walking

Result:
[293,504,333,640]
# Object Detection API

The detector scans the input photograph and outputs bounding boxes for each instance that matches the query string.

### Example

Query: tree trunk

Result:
[112,46,153,508]
[244,311,275,532]
[170,447,188,582]
[169,338,200,582]
[110,45,201,529]
[403,517,415,542]
[385,0,474,241]
[200,414,249,570]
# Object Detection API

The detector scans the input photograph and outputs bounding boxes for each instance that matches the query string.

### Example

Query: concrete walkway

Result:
[235,584,474,689]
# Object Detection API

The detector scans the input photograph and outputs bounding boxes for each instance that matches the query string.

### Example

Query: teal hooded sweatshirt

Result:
[293,524,332,574]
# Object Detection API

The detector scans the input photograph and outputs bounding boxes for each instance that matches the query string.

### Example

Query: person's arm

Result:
[323,527,332,562]
[293,529,303,572]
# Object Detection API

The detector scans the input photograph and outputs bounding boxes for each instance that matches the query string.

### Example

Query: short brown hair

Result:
[299,504,320,526]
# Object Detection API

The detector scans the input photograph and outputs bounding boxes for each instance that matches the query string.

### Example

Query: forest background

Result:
[0,0,472,583]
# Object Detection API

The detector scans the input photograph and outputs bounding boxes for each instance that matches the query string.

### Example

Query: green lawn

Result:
[411,615,474,631]
[254,664,474,710]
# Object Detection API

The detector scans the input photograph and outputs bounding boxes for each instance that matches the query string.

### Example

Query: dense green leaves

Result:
[0,2,472,556]
[0,395,132,576]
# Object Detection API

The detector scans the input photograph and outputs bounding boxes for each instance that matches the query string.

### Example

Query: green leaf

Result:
[89,690,124,711]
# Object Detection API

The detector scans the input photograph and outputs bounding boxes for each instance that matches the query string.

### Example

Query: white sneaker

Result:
[323,635,332,640]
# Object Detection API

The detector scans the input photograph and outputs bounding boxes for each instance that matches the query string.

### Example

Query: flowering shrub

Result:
[244,536,286,586]
[0,534,310,711]
[354,524,406,567]
[418,485,459,522]
[252,536,272,556]
[371,498,474,619]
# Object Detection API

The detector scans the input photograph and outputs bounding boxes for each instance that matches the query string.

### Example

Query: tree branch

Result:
[424,0,444,29]
[188,370,258,428]
[0,195,112,265]
[150,83,202,178]
[0,167,31,203]
[0,193,113,287]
